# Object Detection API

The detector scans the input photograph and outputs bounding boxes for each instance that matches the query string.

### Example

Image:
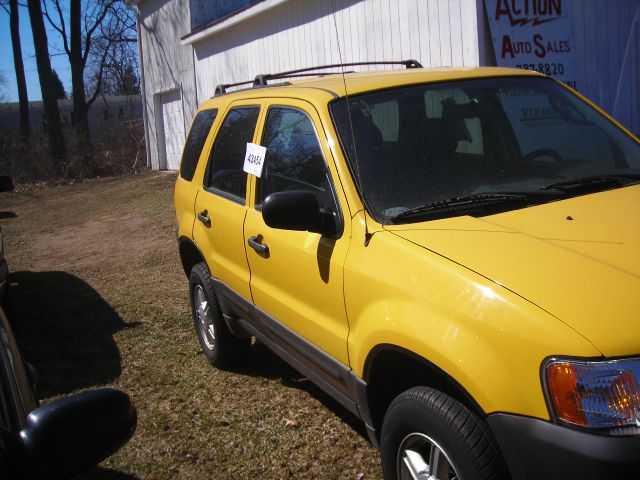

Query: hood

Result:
[386,185,640,357]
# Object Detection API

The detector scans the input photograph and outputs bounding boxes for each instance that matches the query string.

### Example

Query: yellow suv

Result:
[174,61,640,479]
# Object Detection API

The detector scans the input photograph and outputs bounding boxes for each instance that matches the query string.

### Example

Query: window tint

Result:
[206,106,260,200]
[180,109,218,181]
[259,107,335,212]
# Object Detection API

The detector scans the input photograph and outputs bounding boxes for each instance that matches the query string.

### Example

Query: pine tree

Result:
[118,65,140,95]
[52,69,67,99]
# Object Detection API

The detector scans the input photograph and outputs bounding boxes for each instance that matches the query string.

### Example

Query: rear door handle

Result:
[248,236,269,255]
[197,210,211,228]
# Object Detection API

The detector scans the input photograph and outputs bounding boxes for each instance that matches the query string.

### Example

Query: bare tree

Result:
[89,36,140,96]
[0,0,30,139]
[43,0,136,140]
[27,0,66,163]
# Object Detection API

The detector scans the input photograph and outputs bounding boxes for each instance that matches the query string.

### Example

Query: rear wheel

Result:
[381,387,508,480]
[189,262,250,368]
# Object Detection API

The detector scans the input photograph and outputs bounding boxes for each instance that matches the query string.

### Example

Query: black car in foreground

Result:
[0,303,136,477]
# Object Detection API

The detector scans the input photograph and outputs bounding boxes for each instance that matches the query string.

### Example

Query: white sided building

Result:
[129,0,640,170]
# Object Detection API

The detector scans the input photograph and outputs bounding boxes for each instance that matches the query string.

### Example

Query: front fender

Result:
[344,229,601,420]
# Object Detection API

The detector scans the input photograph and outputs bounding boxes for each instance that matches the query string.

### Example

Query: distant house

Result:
[129,0,640,171]
[0,95,143,139]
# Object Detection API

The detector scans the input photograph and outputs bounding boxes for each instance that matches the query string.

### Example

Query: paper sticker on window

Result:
[243,142,267,178]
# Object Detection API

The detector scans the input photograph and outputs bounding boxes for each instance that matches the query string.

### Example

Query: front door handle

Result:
[197,210,211,228]
[248,236,269,255]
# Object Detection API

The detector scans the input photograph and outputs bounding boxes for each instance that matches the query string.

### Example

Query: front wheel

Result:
[381,387,508,480]
[189,262,250,368]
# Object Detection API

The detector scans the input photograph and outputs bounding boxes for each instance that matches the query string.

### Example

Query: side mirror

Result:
[0,176,14,193]
[15,388,136,479]
[262,190,337,237]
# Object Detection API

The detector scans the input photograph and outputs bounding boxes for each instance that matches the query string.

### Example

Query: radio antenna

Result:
[330,0,372,246]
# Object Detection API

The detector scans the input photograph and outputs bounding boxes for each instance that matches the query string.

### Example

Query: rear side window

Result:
[180,109,218,181]
[205,106,260,201]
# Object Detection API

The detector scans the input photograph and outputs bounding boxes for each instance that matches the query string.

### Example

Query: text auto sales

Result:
[494,0,575,88]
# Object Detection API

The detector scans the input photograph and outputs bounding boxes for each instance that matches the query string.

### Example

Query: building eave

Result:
[180,0,291,46]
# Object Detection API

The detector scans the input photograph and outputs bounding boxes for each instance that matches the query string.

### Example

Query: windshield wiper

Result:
[390,191,560,223]
[541,174,640,192]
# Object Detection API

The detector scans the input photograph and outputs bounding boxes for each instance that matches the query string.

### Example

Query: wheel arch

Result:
[179,237,205,278]
[363,344,485,436]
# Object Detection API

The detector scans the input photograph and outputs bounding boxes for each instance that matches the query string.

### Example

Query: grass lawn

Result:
[0,172,381,479]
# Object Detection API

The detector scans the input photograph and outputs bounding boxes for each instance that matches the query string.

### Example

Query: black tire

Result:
[189,262,250,368]
[381,386,509,480]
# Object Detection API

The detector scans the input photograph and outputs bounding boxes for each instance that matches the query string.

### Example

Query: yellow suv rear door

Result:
[193,100,264,302]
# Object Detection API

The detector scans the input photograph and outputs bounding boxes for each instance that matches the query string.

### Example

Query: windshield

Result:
[330,77,640,223]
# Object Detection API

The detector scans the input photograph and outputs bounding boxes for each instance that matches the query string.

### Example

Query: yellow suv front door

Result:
[244,99,352,367]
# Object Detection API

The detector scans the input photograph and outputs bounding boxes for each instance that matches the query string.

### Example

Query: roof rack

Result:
[213,59,423,96]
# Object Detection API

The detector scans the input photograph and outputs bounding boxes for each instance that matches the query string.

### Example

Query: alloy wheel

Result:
[194,285,216,350]
[397,432,460,480]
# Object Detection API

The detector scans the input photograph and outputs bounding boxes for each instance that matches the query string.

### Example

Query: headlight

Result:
[544,357,640,434]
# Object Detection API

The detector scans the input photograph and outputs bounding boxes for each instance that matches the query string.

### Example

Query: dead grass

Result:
[0,172,381,479]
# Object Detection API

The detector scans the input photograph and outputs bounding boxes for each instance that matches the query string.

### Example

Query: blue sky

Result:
[0,4,72,102]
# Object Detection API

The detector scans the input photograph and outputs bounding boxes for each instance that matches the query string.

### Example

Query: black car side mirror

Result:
[14,388,136,479]
[262,190,338,237]
[0,176,14,193]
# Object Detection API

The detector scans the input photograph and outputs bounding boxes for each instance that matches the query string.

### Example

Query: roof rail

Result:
[213,59,422,96]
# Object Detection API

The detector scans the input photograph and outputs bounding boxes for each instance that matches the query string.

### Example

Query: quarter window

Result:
[259,107,336,214]
[180,109,218,181]
[205,106,260,200]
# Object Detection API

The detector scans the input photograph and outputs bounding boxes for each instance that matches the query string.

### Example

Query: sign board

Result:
[485,0,577,90]
[243,143,267,178]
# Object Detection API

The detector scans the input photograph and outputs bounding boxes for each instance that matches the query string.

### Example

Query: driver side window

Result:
[258,107,336,214]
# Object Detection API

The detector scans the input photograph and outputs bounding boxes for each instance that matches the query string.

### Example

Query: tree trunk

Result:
[9,0,30,140]
[70,0,90,139]
[27,0,66,165]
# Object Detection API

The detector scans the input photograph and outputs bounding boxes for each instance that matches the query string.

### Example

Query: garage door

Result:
[160,90,185,170]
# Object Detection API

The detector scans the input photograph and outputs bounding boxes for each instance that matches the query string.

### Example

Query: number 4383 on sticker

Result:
[243,143,267,178]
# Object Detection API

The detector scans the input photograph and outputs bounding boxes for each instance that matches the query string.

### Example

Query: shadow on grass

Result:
[231,341,371,443]
[78,467,140,480]
[7,271,139,398]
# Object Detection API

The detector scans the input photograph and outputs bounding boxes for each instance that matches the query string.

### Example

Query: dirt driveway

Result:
[0,172,380,479]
